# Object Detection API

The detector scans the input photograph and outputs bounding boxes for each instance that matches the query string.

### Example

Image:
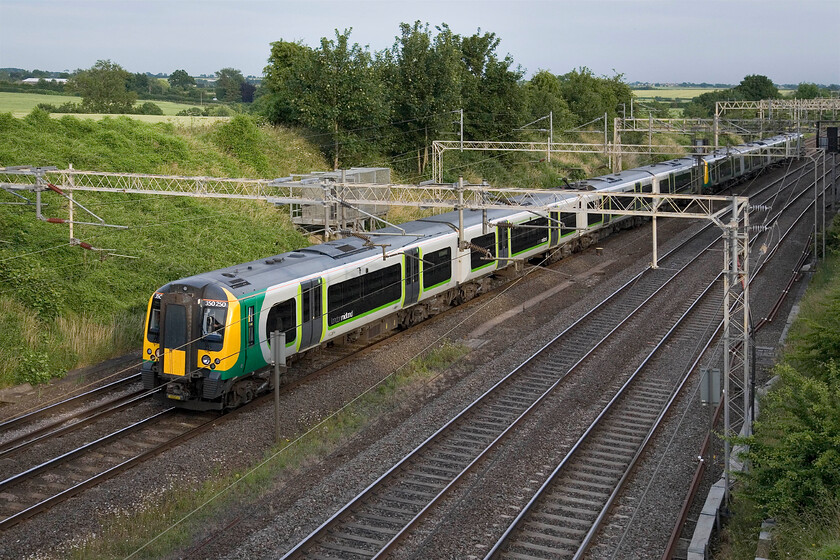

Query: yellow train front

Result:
[141,279,250,410]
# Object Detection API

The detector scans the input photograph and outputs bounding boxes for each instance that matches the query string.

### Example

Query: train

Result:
[141,132,802,410]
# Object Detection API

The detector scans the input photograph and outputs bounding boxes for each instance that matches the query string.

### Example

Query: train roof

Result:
[165,132,802,298]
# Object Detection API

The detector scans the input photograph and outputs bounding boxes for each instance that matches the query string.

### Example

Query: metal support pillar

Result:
[604,112,608,156]
[613,117,621,173]
[323,183,331,242]
[822,155,826,260]
[648,114,653,156]
[721,197,751,505]
[459,109,464,152]
[651,214,658,269]
[457,177,465,250]
[722,224,732,506]
[814,153,820,264]
[35,187,43,220]
[68,163,74,241]
[271,330,287,444]
[832,152,837,213]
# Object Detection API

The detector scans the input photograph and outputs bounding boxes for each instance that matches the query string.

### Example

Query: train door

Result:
[300,278,323,350]
[404,248,420,306]
[160,292,196,377]
[549,212,560,246]
[497,225,509,263]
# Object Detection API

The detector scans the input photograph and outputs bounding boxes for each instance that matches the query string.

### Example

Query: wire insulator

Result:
[79,242,94,250]
[45,218,65,223]
[46,183,65,195]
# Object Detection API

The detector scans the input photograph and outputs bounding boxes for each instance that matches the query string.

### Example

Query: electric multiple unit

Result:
[141,133,801,409]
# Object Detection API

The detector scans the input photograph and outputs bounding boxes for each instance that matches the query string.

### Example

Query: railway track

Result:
[0,373,143,437]
[0,406,220,530]
[278,160,814,559]
[0,158,814,543]
[486,157,831,560]
[0,286,495,532]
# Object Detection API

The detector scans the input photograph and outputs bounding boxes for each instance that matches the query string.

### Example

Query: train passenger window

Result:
[560,212,576,235]
[470,232,496,270]
[587,201,603,226]
[327,264,402,327]
[511,217,549,255]
[147,298,160,343]
[674,172,691,191]
[423,247,451,289]
[266,299,297,344]
[201,305,226,351]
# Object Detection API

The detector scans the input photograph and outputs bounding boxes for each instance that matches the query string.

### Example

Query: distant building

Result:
[22,77,67,84]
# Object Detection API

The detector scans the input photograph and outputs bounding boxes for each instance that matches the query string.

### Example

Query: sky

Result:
[1,0,838,85]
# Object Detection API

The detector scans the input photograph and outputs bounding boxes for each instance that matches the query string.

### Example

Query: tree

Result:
[240,81,256,103]
[69,60,137,113]
[524,70,572,128]
[126,72,150,94]
[284,29,388,168]
[262,40,313,124]
[793,82,821,99]
[457,28,525,140]
[383,22,463,172]
[169,69,195,90]
[215,68,245,102]
[734,74,780,100]
[558,67,631,127]
[685,88,743,118]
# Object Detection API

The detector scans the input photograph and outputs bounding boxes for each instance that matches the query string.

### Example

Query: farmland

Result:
[632,87,795,101]
[0,91,208,118]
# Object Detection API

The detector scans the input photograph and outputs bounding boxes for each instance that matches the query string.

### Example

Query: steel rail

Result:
[280,184,754,559]
[0,388,159,457]
[484,269,723,559]
[0,408,176,493]
[0,372,142,429]
[661,237,813,560]
[661,158,830,558]
[0,409,220,530]
[487,164,819,559]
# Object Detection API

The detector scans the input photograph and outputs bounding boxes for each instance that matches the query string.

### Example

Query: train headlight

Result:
[146,348,152,356]
[154,348,162,358]
[201,355,211,366]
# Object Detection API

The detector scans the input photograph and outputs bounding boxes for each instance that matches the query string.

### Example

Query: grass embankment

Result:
[717,216,840,559]
[0,110,327,387]
[70,340,469,559]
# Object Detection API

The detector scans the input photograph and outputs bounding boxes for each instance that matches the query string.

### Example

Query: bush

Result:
[212,115,268,174]
[176,107,205,116]
[206,105,234,117]
[136,102,164,115]
[14,349,57,385]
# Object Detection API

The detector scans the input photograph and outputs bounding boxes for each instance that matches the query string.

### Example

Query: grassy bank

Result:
[69,340,469,559]
[717,215,840,559]
[0,110,327,387]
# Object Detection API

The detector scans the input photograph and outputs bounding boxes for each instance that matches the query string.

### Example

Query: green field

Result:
[633,87,795,101]
[632,88,725,100]
[0,92,209,117]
